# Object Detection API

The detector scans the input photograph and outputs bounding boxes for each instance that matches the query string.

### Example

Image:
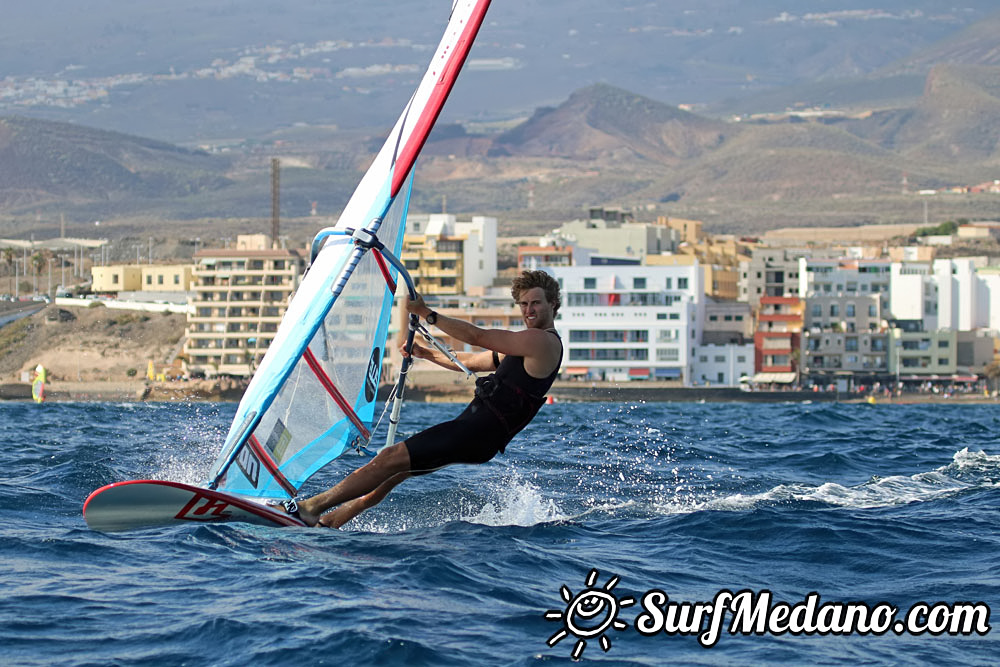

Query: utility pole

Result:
[271,158,280,249]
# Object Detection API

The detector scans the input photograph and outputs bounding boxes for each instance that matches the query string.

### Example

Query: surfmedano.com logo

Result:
[544,569,635,660]
[544,570,991,659]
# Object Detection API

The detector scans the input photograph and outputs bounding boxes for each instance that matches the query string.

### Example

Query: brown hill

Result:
[880,11,1000,76]
[832,65,1000,165]
[488,84,731,164]
[0,115,232,210]
[0,304,186,383]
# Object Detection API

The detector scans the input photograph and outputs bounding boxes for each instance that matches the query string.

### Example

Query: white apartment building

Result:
[547,264,704,383]
[889,258,992,330]
[184,238,305,378]
[797,258,892,307]
[691,343,755,386]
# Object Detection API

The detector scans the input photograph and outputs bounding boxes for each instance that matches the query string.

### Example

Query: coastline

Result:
[1,379,996,405]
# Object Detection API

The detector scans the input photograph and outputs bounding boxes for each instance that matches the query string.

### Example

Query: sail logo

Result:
[236,447,261,488]
[177,494,233,522]
[365,347,381,402]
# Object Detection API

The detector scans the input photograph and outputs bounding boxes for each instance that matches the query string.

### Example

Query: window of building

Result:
[158,275,164,285]
[633,277,646,289]
[714,355,725,363]
[146,276,152,285]
[584,277,596,289]
[846,304,855,317]
[829,304,839,317]
[937,340,949,348]
[678,278,689,289]
[657,348,679,361]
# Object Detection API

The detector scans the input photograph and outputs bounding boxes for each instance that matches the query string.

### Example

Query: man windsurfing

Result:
[283,269,563,528]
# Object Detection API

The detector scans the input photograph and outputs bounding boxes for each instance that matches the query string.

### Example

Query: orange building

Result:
[753,296,804,383]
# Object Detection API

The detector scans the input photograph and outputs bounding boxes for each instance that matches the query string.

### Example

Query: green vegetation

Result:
[914,220,962,237]
[0,319,31,364]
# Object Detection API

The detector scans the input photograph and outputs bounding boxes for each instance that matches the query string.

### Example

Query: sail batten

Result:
[206,1,492,499]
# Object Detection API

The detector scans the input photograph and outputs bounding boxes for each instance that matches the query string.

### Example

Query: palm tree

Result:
[984,359,1000,395]
[30,252,45,294]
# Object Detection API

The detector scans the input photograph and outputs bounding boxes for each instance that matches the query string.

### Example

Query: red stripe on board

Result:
[247,435,298,498]
[372,249,397,295]
[390,0,492,196]
[302,347,371,441]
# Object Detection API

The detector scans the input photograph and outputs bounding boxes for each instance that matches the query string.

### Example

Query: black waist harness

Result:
[474,373,546,437]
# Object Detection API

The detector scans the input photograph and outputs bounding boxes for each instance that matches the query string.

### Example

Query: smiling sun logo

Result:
[545,569,635,660]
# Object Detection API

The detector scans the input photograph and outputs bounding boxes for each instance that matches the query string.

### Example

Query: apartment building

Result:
[800,294,888,387]
[517,245,573,271]
[740,248,817,308]
[753,296,804,384]
[184,239,305,377]
[797,258,892,309]
[691,343,755,386]
[547,264,703,383]
[402,214,498,295]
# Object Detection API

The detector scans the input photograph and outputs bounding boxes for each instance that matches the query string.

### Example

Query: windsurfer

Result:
[290,270,563,528]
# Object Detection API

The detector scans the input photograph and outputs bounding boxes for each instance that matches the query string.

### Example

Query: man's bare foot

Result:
[268,499,320,527]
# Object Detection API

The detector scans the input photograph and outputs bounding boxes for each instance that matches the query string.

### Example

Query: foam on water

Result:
[709,447,1000,511]
[461,473,568,526]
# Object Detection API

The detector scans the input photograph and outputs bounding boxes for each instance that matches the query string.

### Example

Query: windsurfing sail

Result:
[31,364,46,404]
[205,0,493,499]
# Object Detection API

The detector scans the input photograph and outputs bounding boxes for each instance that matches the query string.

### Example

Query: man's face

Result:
[516,286,553,328]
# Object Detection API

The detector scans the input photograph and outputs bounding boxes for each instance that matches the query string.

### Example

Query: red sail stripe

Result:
[372,249,397,295]
[390,0,491,196]
[302,347,372,441]
[247,435,298,497]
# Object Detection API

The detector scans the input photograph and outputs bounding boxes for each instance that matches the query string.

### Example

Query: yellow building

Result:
[402,236,464,295]
[658,216,703,245]
[647,252,743,301]
[140,264,193,292]
[91,265,143,293]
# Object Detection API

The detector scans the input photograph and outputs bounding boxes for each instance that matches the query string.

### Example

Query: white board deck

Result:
[83,479,308,532]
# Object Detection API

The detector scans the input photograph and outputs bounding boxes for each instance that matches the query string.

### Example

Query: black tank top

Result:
[474,330,562,437]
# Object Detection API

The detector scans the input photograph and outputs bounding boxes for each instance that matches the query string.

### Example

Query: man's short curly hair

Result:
[511,270,561,315]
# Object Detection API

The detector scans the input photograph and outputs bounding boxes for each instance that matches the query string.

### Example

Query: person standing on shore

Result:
[282,270,563,528]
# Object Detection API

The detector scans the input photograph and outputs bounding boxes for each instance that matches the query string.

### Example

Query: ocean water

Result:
[1,400,997,665]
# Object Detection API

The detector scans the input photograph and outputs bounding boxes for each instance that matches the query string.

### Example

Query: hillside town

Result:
[4,205,1000,398]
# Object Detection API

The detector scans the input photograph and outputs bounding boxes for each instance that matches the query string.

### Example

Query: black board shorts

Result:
[404,398,510,475]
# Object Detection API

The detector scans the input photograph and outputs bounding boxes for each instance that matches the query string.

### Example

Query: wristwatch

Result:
[426,310,438,325]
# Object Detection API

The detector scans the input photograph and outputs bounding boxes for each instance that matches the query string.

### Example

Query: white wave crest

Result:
[709,448,1000,511]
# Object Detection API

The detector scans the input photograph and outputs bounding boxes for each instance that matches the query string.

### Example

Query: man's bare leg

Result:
[317,472,409,528]
[296,442,411,525]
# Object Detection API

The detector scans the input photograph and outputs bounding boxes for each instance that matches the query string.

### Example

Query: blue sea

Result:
[1,400,997,665]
